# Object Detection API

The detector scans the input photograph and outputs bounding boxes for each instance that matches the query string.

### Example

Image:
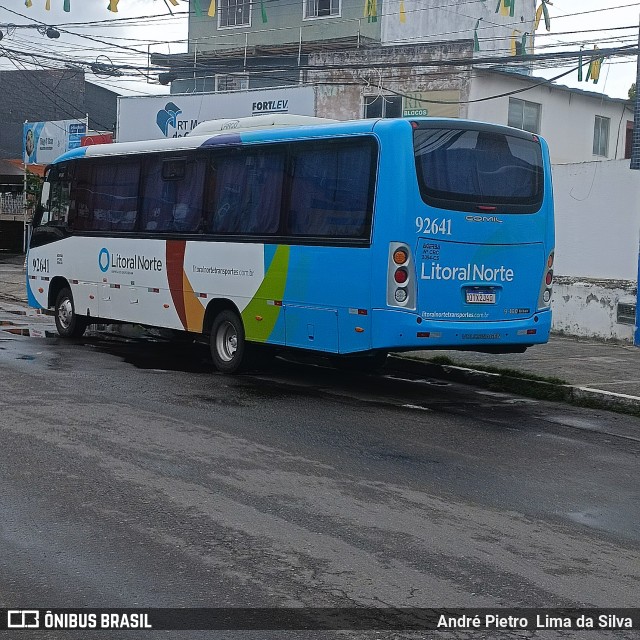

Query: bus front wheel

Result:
[210,310,247,374]
[54,287,87,339]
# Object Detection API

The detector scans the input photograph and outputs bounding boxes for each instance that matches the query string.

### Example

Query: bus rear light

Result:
[387,242,416,309]
[394,268,408,284]
[538,250,555,310]
[393,249,408,265]
[394,289,408,303]
[417,332,430,338]
[355,327,365,333]
[518,329,537,336]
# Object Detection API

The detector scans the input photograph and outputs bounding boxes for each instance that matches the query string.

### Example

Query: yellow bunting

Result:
[45,0,51,9]
[208,0,216,16]
[25,0,32,7]
[167,0,179,5]
[108,0,119,11]
[510,30,520,56]
[399,0,406,23]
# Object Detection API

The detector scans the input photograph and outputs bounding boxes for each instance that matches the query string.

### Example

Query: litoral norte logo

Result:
[98,248,110,273]
[98,248,162,273]
[421,263,514,282]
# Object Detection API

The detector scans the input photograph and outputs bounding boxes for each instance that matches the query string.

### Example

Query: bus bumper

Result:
[370,309,552,351]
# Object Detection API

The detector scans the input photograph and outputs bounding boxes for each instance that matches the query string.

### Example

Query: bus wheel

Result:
[54,287,87,338]
[331,351,388,373]
[210,310,247,374]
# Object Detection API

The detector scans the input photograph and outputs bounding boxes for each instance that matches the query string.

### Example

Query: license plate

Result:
[466,291,496,304]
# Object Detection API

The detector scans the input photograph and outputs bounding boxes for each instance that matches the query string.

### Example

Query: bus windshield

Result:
[413,125,544,213]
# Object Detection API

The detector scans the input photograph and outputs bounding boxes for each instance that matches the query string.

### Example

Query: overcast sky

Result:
[0,0,638,99]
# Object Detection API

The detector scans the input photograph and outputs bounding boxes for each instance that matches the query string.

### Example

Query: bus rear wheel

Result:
[54,287,87,338]
[210,310,247,374]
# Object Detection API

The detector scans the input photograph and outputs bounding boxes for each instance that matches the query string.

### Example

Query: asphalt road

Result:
[0,318,639,639]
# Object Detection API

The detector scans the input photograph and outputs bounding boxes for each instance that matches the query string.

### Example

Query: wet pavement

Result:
[3,251,640,415]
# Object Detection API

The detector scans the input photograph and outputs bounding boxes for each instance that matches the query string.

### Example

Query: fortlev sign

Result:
[116,87,315,143]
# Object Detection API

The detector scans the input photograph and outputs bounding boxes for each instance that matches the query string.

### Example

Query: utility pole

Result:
[632,18,640,346]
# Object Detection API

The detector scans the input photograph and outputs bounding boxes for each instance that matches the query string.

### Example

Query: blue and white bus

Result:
[27,115,554,373]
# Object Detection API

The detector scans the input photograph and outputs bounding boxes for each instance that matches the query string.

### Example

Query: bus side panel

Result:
[282,245,373,354]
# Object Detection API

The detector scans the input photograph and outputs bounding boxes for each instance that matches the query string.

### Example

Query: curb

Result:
[388,355,640,418]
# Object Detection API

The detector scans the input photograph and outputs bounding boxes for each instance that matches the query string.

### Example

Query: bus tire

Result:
[210,310,247,374]
[54,287,87,338]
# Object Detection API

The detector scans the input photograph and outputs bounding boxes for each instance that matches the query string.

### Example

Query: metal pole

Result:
[22,164,27,254]
[22,120,27,255]
[633,17,640,345]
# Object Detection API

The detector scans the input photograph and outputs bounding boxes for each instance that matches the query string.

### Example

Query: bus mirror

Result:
[40,182,51,207]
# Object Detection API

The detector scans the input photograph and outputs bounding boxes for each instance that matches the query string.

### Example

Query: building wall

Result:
[382,0,536,59]
[468,71,633,164]
[310,41,472,119]
[0,72,118,160]
[0,70,86,159]
[188,0,380,53]
[551,160,639,341]
[85,82,118,133]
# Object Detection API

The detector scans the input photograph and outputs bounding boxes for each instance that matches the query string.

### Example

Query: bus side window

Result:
[141,157,205,232]
[207,151,283,235]
[68,162,94,231]
[288,141,374,238]
[38,165,72,228]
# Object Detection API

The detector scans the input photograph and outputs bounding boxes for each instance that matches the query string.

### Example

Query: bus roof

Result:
[50,117,541,165]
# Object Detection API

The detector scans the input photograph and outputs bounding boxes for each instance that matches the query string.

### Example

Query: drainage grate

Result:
[616,302,637,325]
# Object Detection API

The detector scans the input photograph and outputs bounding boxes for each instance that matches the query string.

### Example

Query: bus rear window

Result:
[413,126,544,213]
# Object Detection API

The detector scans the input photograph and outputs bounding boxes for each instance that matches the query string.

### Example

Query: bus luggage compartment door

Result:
[417,238,544,322]
[285,305,339,353]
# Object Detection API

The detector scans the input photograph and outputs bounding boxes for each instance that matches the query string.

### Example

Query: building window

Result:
[625,121,634,159]
[219,0,250,28]
[364,95,403,119]
[304,0,339,19]
[508,98,541,134]
[593,116,610,157]
[215,74,249,92]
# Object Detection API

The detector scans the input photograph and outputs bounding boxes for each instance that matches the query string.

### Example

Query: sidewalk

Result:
[2,252,639,415]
